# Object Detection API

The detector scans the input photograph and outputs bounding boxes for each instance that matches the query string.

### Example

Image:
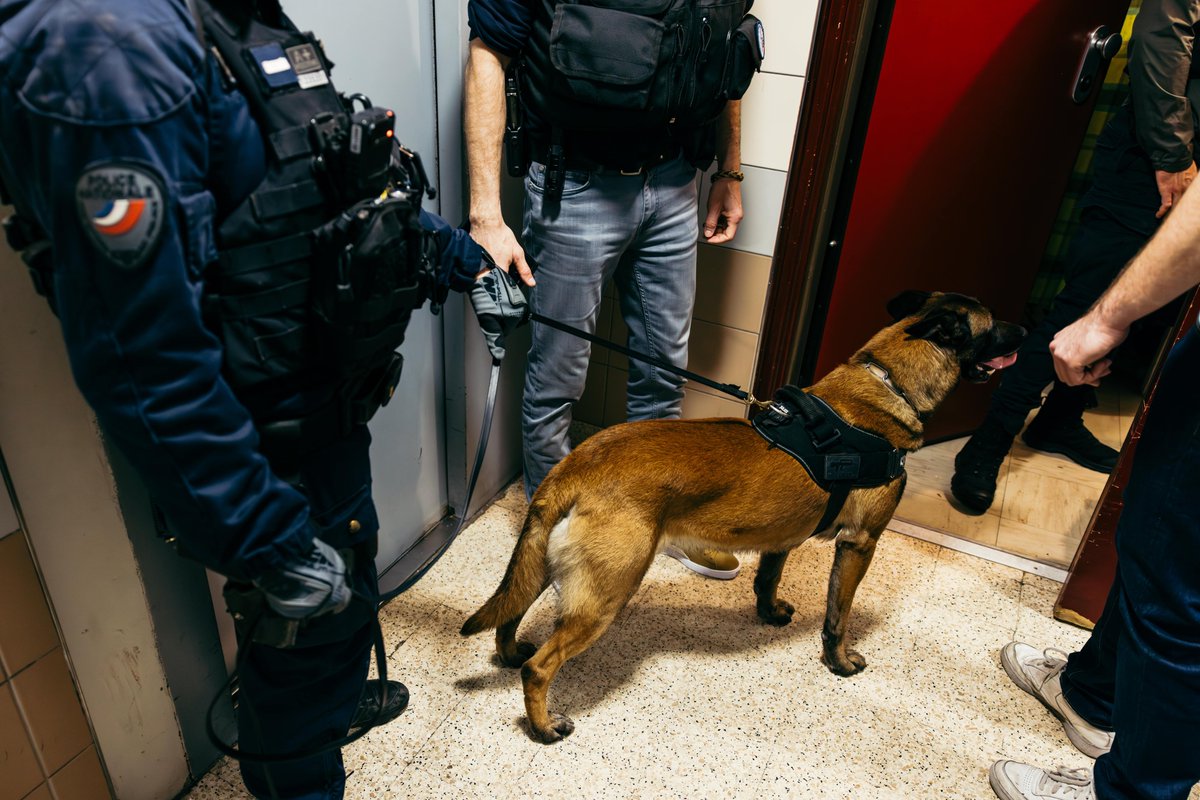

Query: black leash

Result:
[374,357,502,603]
[529,311,769,409]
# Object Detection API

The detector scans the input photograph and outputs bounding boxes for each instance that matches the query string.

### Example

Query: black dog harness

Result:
[752,386,908,535]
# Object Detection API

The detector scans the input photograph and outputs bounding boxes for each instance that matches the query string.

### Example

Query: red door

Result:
[806,0,1130,441]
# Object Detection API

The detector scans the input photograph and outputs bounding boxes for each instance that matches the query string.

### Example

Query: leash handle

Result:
[529,312,759,405]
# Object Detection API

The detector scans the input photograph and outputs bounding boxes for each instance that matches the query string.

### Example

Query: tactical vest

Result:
[197,0,436,412]
[520,0,763,150]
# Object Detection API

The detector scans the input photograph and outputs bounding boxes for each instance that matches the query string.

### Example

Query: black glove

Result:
[469,261,530,360]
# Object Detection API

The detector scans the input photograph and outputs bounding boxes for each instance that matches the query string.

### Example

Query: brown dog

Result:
[462,291,1025,742]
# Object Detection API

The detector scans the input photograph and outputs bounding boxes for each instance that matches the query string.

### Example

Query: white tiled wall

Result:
[579,0,820,423]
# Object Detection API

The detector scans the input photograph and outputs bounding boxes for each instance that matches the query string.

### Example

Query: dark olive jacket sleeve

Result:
[1129,0,1200,172]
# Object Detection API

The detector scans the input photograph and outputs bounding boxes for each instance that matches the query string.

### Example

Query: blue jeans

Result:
[1059,327,1200,800]
[520,154,700,496]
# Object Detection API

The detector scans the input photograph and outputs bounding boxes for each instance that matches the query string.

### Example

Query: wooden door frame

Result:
[752,0,891,399]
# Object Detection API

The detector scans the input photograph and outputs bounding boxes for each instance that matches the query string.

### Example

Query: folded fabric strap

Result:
[752,386,907,534]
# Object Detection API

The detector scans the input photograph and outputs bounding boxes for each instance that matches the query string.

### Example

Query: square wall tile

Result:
[575,359,609,428]
[0,534,58,678]
[19,785,52,800]
[698,164,788,258]
[694,245,772,333]
[754,0,821,77]
[48,746,110,800]
[0,683,41,800]
[687,319,759,389]
[680,387,749,419]
[10,649,91,775]
[602,367,629,428]
[739,72,805,172]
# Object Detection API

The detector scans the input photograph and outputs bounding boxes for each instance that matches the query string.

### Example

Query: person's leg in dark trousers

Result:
[951,208,1146,512]
[237,426,382,800]
[1061,328,1200,799]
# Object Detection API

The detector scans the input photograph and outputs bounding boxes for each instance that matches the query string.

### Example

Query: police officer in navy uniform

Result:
[0,0,506,797]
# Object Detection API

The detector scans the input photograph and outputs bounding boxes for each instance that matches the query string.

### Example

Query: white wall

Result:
[0,237,189,799]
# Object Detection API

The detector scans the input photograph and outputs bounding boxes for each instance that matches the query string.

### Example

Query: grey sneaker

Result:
[253,538,352,620]
[1000,643,1114,758]
[989,761,1093,800]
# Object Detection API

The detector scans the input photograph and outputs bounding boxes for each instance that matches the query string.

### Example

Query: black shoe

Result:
[350,679,409,730]
[950,427,1012,515]
[1021,421,1117,473]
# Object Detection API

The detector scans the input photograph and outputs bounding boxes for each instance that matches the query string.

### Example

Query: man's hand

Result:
[1154,163,1197,219]
[469,218,535,286]
[1049,313,1129,387]
[703,178,744,244]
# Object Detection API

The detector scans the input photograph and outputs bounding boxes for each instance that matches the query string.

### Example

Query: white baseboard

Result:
[887,519,1069,583]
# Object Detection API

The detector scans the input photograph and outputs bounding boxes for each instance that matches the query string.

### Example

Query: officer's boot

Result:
[1021,385,1118,473]
[350,679,409,730]
[951,421,1015,514]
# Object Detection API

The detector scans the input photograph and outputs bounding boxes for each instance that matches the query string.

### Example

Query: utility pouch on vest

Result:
[311,194,428,378]
[536,0,762,132]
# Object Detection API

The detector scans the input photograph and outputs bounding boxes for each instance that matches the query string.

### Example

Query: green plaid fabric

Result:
[1028,1,1141,323]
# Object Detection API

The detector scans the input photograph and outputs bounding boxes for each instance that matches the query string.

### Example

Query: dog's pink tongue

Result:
[984,353,1018,370]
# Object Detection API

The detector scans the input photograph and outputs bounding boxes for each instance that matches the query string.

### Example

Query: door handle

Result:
[1072,26,1122,104]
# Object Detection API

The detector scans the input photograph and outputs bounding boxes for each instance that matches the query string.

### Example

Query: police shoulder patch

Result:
[75,162,167,270]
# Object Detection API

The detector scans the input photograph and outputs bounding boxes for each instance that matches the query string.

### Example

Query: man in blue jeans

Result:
[989,158,1200,798]
[464,0,760,579]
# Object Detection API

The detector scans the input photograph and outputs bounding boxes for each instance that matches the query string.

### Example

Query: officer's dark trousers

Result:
[982,208,1146,440]
[1058,328,1200,799]
[980,103,1160,442]
[238,426,380,800]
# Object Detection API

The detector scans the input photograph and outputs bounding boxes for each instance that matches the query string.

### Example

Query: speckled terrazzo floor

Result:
[184,480,1199,800]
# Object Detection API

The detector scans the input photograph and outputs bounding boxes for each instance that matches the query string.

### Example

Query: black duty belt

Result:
[752,386,907,536]
[530,141,680,176]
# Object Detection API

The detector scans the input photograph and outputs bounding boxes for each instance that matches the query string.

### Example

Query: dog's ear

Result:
[906,308,972,349]
[886,290,932,321]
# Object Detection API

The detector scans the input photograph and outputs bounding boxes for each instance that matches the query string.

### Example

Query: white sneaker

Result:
[661,546,740,580]
[989,761,1093,800]
[1000,643,1114,758]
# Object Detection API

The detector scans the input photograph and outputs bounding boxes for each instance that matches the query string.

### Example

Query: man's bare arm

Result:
[464,37,534,284]
[704,100,744,244]
[1051,174,1200,385]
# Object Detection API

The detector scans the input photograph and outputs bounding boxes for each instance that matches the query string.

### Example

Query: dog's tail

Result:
[461,487,566,637]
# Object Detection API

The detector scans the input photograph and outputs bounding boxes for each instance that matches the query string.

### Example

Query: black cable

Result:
[204,587,391,766]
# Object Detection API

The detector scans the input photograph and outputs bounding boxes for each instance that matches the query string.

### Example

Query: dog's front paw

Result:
[821,648,867,676]
[757,598,795,626]
[530,712,575,744]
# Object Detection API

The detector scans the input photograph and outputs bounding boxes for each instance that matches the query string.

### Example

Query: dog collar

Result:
[863,361,925,421]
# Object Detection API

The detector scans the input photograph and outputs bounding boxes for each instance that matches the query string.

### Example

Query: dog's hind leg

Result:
[496,614,539,667]
[520,603,622,743]
[820,526,882,676]
[754,551,795,625]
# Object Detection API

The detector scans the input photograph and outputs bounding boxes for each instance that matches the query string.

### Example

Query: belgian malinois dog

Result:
[463,291,1025,742]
